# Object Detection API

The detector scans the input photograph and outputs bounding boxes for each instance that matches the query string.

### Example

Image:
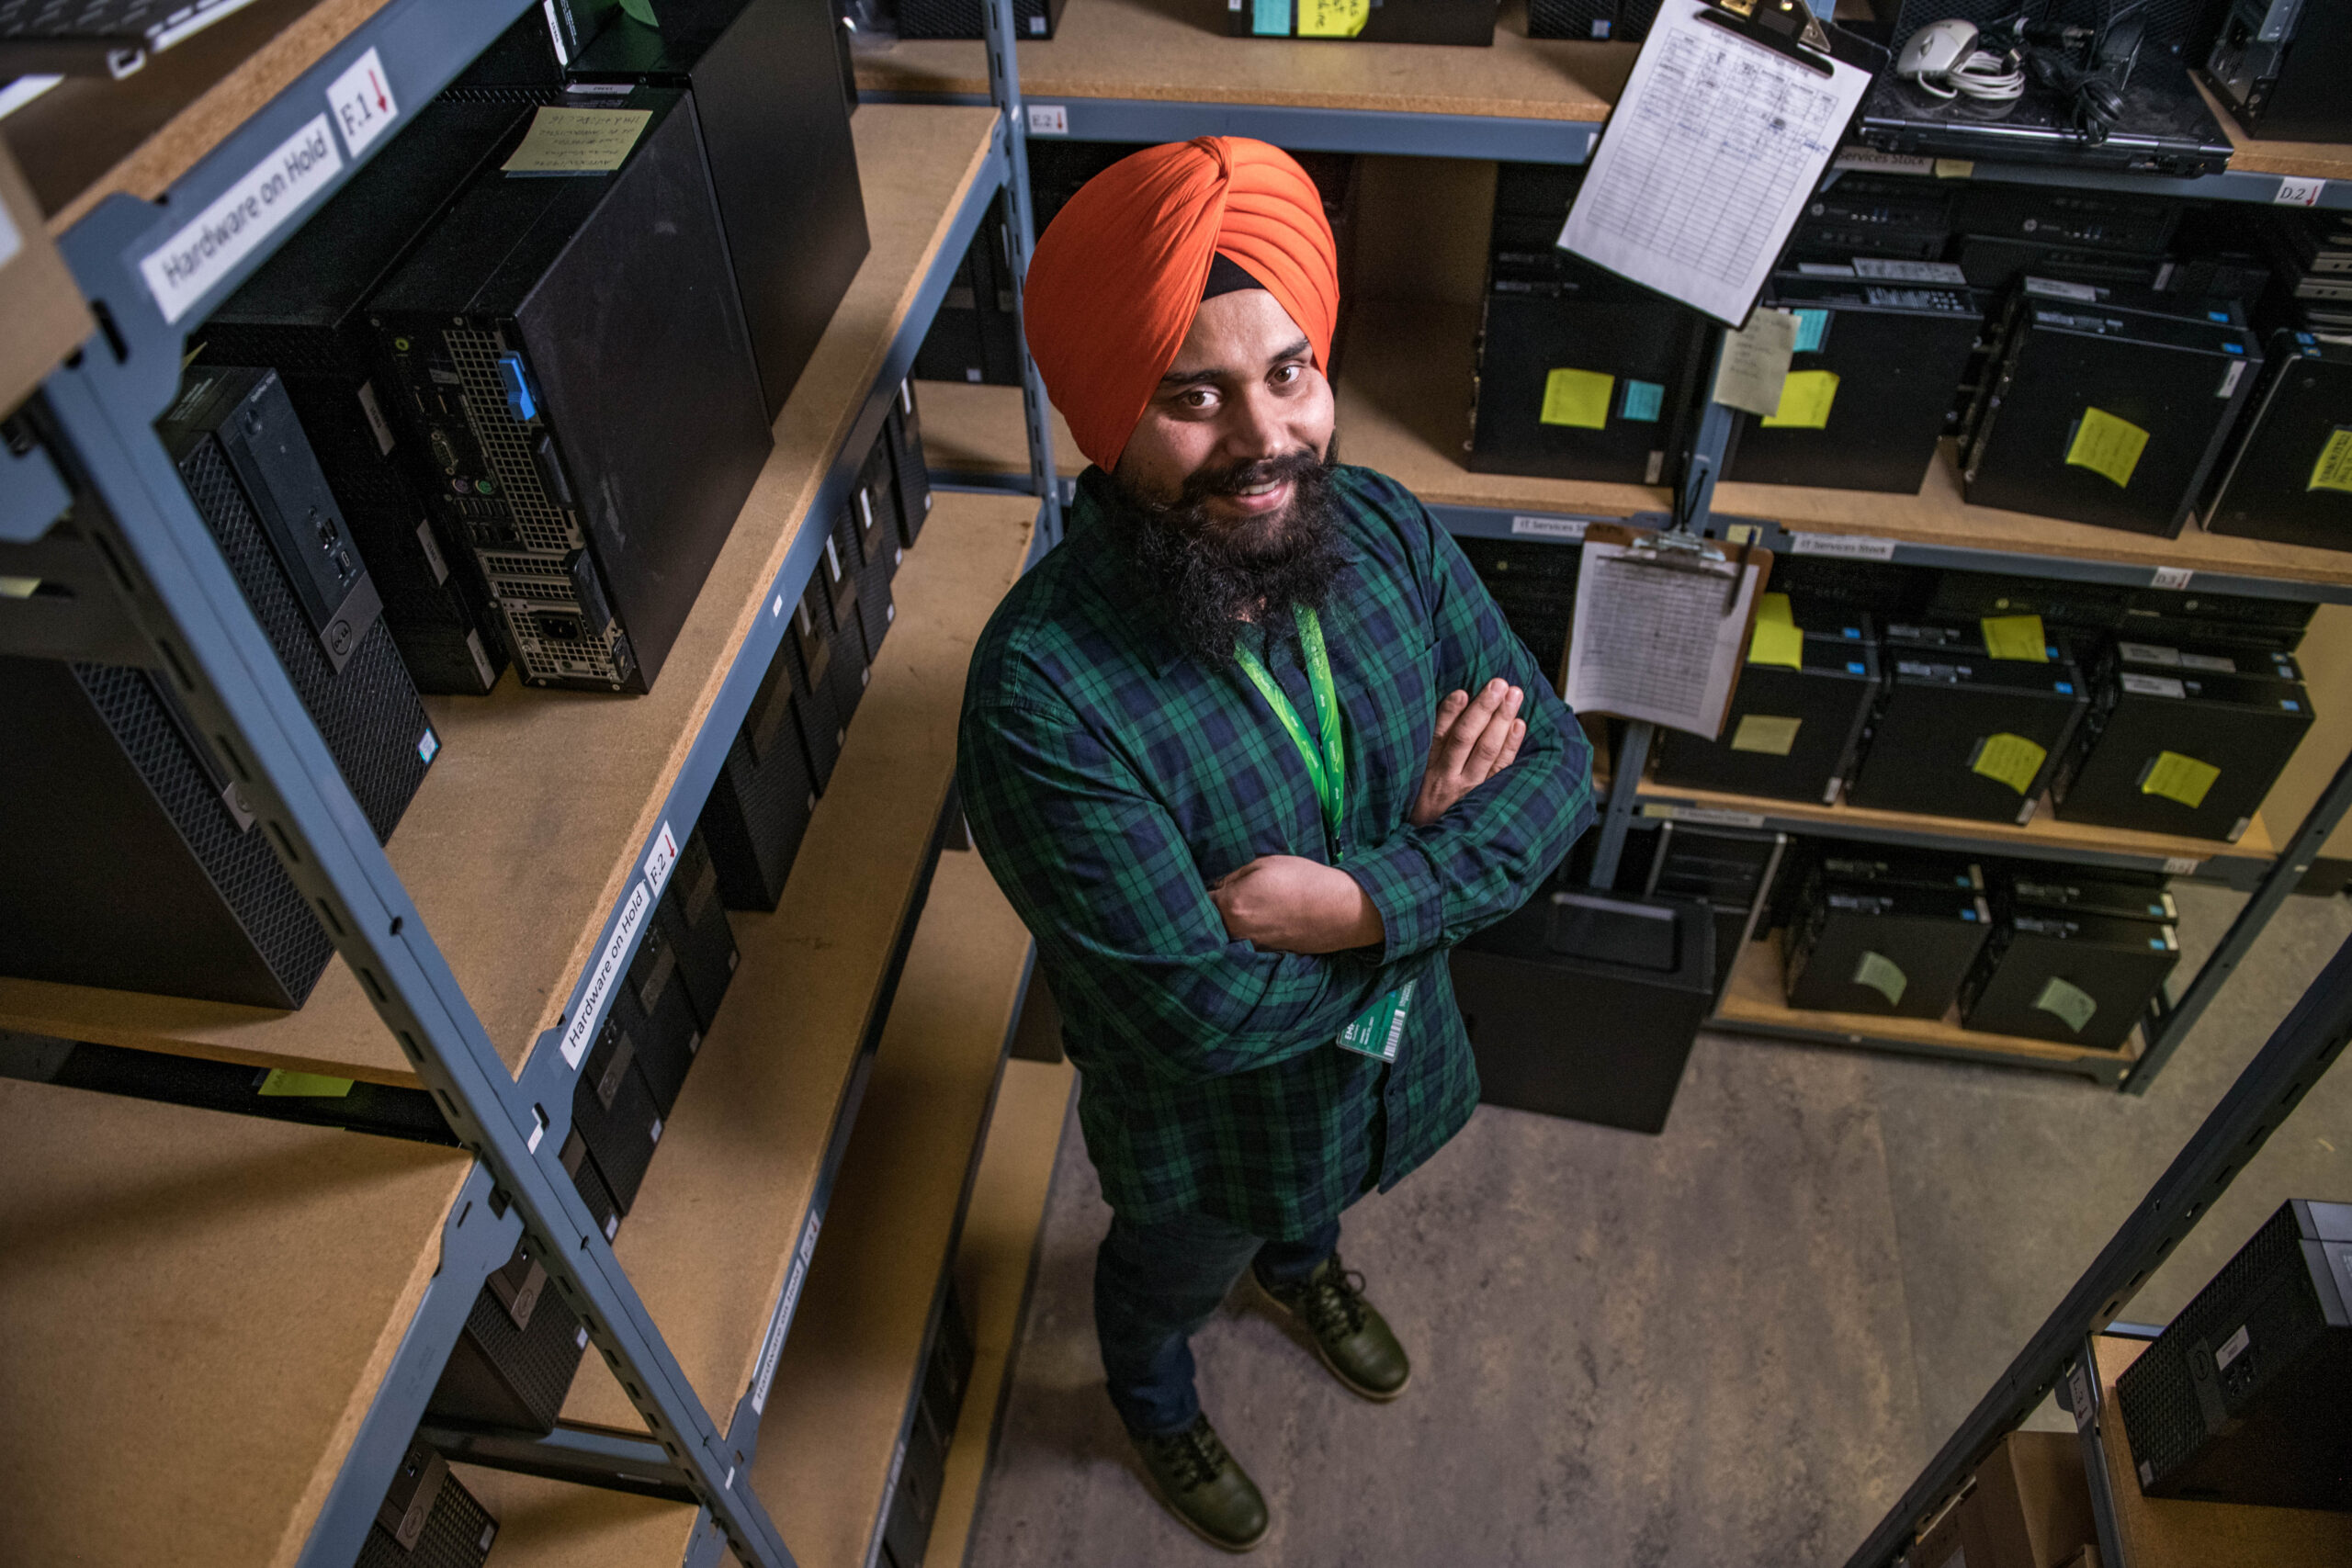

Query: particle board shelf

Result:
[2188,76,2352,186]
[744,846,1037,1568]
[2086,1334,2352,1568]
[442,1466,701,1568]
[0,1076,474,1568]
[0,103,1004,1089]
[1338,299,2352,594]
[1636,783,2279,878]
[557,486,1038,1436]
[854,0,1626,122]
[1712,930,2141,1082]
[927,1053,1078,1568]
[916,377,1083,481]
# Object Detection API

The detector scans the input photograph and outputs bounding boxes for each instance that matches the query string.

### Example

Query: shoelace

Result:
[1292,1267,1370,1342]
[1155,1420,1230,1493]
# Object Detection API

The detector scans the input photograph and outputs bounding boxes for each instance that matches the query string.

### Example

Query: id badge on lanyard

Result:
[1234,605,1410,1063]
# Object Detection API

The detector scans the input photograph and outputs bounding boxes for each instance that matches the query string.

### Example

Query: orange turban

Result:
[1023,138,1340,473]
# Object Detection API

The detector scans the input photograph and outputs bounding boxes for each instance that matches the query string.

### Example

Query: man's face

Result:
[1114,288,1338,547]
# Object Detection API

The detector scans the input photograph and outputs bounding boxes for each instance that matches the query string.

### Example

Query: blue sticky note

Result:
[1621,379,1665,423]
[1792,309,1831,355]
[1252,0,1291,33]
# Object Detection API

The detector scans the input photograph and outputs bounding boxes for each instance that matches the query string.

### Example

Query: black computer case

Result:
[701,630,822,911]
[1725,266,1985,494]
[1461,535,1583,689]
[791,577,851,792]
[665,828,741,1025]
[426,1237,591,1434]
[2204,0,2352,143]
[1634,823,1787,1001]
[1958,904,2178,1050]
[1451,890,1716,1134]
[622,910,705,1114]
[898,0,1067,38]
[880,1281,978,1568]
[1653,628,1881,805]
[357,1444,498,1568]
[368,87,771,693]
[2116,1199,2352,1511]
[1788,177,1954,263]
[1963,282,2262,537]
[1525,0,1659,40]
[197,101,526,695]
[1845,625,2088,825]
[572,1009,667,1212]
[2202,325,2352,552]
[1225,0,1497,43]
[569,0,869,420]
[1783,877,1993,1020]
[887,380,933,550]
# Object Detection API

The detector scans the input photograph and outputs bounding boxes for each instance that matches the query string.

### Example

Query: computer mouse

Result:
[1897,19,1979,80]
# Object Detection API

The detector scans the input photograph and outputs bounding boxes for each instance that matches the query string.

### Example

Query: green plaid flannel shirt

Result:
[958,465,1595,1238]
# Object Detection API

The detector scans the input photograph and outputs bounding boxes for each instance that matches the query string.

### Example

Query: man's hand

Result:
[1409,677,1525,827]
[1209,855,1385,954]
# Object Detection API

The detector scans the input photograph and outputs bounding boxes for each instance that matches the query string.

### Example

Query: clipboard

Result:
[1557,0,1892,328]
[1563,523,1775,739]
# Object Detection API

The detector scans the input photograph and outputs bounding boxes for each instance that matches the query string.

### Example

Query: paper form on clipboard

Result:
[1558,0,1875,326]
[1565,524,1771,739]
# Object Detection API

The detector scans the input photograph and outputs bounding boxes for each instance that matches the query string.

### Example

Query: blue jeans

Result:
[1095,1208,1340,1437]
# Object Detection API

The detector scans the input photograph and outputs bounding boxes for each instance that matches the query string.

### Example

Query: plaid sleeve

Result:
[959,691,1414,1086]
[1339,494,1596,961]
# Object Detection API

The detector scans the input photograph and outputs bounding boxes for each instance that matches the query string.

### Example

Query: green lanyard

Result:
[1234,605,1346,845]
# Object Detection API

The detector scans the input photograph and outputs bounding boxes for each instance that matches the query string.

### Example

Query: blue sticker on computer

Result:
[1792,309,1831,355]
[1253,0,1291,34]
[1621,379,1665,423]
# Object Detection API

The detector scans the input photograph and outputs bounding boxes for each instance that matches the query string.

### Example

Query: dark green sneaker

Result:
[1261,1255,1411,1401]
[1132,1414,1269,1552]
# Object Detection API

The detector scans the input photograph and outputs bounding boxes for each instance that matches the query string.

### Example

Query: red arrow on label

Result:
[369,68,387,112]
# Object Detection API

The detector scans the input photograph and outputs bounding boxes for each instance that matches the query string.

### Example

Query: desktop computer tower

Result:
[426,1235,592,1434]
[886,381,933,549]
[2117,1199,2352,1511]
[2201,325,2352,552]
[622,908,704,1114]
[1451,890,1716,1134]
[879,1281,978,1568]
[1783,874,1992,1020]
[853,428,905,581]
[898,0,1067,39]
[1462,536,1582,687]
[1526,0,1658,40]
[1962,283,2262,537]
[196,100,525,696]
[2204,0,2352,143]
[0,656,335,1008]
[359,1444,497,1568]
[1226,0,1496,43]
[1652,625,1880,805]
[368,87,771,693]
[792,577,851,792]
[812,535,874,726]
[159,367,437,844]
[572,1008,667,1213]
[664,828,740,1026]
[2049,639,2312,843]
[569,0,869,420]
[1845,624,2088,825]
[1630,823,1786,1000]
[1958,900,2178,1050]
[701,631,822,911]
[1724,266,1985,494]
[836,494,897,667]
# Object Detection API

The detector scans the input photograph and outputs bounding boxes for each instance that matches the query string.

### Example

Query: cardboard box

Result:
[0,141,89,416]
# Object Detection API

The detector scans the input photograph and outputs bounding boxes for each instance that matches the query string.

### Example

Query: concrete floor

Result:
[958,884,2352,1568]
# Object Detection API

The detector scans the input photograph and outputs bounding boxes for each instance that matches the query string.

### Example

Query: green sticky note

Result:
[618,0,658,21]
[257,1069,355,1099]
[1297,0,1369,35]
[1852,950,1908,1008]
[2066,406,2150,490]
[1981,614,2049,662]
[1748,592,1803,670]
[1970,732,2048,796]
[1759,368,1839,430]
[1540,367,1614,430]
[1730,714,1803,755]
[2310,428,2352,494]
[2141,750,2222,810]
[2032,976,2098,1035]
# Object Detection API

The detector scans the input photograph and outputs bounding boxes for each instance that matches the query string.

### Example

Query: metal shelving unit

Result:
[2,0,1061,1561]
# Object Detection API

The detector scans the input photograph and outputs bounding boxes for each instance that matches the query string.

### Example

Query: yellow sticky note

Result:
[1539,367,1613,430]
[2141,750,2222,810]
[1298,0,1369,34]
[1933,158,1975,179]
[1971,731,2048,795]
[257,1069,356,1098]
[1981,614,2049,662]
[1852,950,1908,1008]
[2032,976,2098,1035]
[2065,406,2150,490]
[1749,619,1804,671]
[1730,714,1803,755]
[2309,429,2352,494]
[1759,368,1840,430]
[502,107,652,175]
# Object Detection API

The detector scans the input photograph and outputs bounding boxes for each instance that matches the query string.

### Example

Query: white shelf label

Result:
[643,821,679,897]
[560,880,650,1067]
[2150,566,2194,591]
[139,113,342,323]
[1510,513,1587,540]
[325,47,398,159]
[1832,149,1932,176]
[752,1215,824,1414]
[2275,176,2326,209]
[1027,103,1069,135]
[1789,531,1896,561]
[2163,856,2201,875]
[1642,802,1768,829]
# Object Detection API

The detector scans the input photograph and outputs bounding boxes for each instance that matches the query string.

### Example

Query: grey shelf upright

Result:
[4,0,1061,1560]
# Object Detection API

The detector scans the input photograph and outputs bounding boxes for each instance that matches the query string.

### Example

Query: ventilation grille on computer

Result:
[458,1275,586,1429]
[175,438,431,842]
[354,1466,498,1568]
[444,325,581,557]
[896,0,1053,37]
[75,662,334,1003]
[2116,1202,2307,1479]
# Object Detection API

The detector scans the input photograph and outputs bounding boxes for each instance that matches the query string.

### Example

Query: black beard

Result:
[1113,446,1347,666]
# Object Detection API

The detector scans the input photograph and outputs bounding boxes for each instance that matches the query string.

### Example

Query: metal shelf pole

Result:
[984,0,1065,549]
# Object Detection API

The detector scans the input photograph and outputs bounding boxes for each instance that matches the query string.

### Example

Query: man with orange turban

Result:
[958,138,1594,1550]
